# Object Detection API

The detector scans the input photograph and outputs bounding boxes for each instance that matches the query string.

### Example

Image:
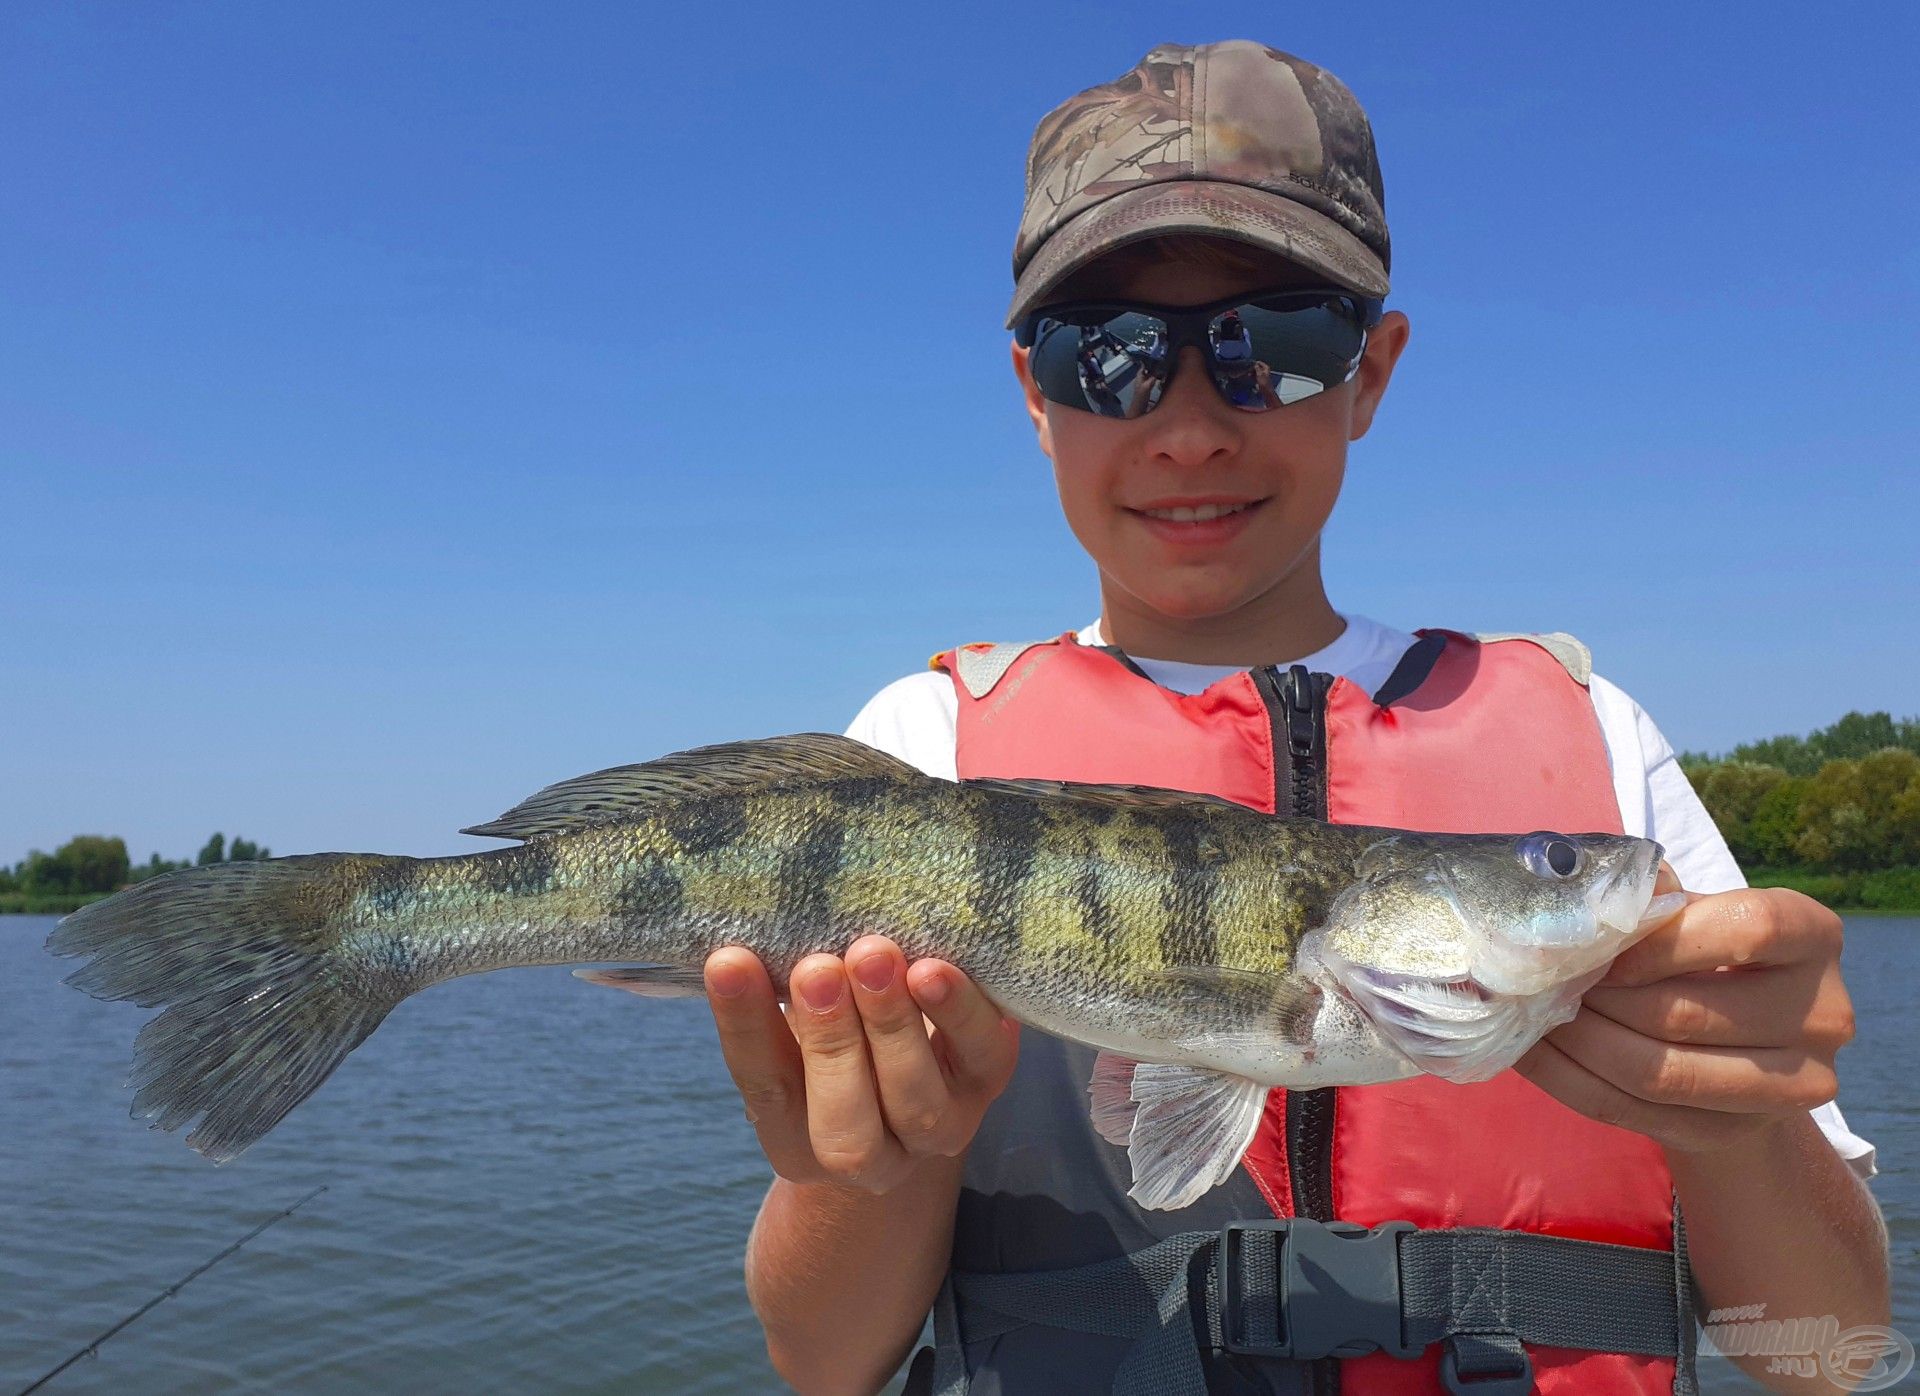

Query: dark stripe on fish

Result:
[613,861,685,925]
[1072,798,1120,826]
[1072,856,1116,947]
[661,798,749,858]
[823,776,893,809]
[1158,814,1218,968]
[972,792,1047,928]
[776,814,846,929]
[473,843,558,899]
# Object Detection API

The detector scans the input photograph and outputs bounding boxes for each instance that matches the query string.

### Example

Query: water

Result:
[2,917,1914,1395]
[2,917,793,1394]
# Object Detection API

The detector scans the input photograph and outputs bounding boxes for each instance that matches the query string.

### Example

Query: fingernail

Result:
[797,967,844,1013]
[914,971,951,1007]
[708,960,750,999]
[852,954,895,994]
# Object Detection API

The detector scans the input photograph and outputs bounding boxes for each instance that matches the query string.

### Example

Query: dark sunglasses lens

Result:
[1210,300,1368,410]
[1028,310,1170,419]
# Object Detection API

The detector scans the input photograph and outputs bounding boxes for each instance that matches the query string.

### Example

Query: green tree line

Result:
[0,833,271,913]
[1681,711,1920,910]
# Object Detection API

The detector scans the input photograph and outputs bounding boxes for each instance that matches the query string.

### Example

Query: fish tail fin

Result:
[47,855,400,1162]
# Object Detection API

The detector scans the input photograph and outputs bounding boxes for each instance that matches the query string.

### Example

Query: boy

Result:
[655,41,1889,1395]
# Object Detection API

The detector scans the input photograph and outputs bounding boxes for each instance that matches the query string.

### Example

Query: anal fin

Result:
[574,965,708,998]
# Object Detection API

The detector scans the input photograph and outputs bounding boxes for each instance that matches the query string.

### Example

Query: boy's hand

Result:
[703,937,1019,1193]
[1514,867,1856,1156]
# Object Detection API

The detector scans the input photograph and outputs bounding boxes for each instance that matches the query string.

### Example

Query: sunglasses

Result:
[1015,288,1384,419]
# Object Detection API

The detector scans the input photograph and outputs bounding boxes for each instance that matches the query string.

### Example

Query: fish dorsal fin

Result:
[962,776,1251,816]
[461,733,922,841]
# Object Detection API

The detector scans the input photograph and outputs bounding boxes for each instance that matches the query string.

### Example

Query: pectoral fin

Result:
[1087,1053,1269,1211]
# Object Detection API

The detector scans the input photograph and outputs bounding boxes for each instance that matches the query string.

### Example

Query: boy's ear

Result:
[1348,310,1410,442]
[1010,340,1056,460]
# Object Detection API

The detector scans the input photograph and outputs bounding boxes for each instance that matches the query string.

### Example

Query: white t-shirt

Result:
[847,613,1877,1179]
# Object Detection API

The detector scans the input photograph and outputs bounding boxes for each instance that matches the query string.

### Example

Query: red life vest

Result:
[935,629,1680,1395]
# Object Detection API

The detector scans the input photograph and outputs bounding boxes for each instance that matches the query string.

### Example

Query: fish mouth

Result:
[1462,836,1670,998]
[1593,837,1672,942]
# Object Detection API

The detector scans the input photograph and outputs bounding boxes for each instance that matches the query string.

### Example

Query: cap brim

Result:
[1005,181,1390,329]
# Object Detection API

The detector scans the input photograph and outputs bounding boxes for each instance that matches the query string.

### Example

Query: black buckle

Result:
[1217,1218,1419,1361]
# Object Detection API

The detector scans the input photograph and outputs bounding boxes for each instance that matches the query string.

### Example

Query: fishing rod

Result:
[16,1185,328,1395]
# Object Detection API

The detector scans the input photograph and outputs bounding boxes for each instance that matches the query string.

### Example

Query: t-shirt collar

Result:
[1076,614,1374,696]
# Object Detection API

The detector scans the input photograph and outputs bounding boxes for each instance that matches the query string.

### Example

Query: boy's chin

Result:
[1122,575,1286,624]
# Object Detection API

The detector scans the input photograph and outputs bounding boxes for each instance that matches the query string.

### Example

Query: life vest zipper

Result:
[1254,661,1339,1394]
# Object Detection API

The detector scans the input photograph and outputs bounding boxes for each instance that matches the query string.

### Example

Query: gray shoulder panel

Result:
[953,640,1047,701]
[1472,631,1593,686]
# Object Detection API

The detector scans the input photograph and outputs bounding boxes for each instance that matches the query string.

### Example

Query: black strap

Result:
[902,1344,935,1396]
[1370,631,1447,708]
[1092,644,1156,683]
[1397,1228,1681,1355]
[937,1220,1690,1395]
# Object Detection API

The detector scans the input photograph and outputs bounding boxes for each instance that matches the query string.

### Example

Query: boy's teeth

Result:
[1143,502,1253,522]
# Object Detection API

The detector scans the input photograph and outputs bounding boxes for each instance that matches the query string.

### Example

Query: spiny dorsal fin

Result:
[962,775,1252,816]
[461,733,923,842]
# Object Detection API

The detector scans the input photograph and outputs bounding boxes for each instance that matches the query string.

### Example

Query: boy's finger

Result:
[906,960,1019,1095]
[1601,887,1839,986]
[787,954,906,1189]
[1582,961,1840,1050]
[845,936,957,1154]
[704,948,813,1177]
[1651,860,1683,899]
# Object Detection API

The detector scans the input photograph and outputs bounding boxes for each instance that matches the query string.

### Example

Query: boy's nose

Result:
[1142,346,1242,463]
[1158,345,1236,410]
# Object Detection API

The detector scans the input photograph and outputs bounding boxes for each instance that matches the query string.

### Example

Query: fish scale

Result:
[47,731,1671,1210]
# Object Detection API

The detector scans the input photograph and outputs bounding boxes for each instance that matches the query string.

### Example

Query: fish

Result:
[47,732,1681,1211]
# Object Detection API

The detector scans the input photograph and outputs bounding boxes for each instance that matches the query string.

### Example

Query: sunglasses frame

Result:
[1014,286,1386,416]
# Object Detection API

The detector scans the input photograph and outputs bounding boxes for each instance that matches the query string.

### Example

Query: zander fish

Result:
[48,733,1680,1210]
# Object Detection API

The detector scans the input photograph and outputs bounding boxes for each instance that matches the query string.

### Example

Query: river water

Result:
[2,916,1913,1394]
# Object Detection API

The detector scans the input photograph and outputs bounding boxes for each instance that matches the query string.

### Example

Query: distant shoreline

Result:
[1743,866,1920,914]
[2,896,106,917]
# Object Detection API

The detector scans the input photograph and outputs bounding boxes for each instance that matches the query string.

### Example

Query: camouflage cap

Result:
[1007,40,1391,329]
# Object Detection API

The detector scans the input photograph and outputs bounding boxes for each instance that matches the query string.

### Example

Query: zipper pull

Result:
[1283,664,1316,759]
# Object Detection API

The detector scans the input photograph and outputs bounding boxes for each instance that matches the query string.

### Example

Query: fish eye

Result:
[1518,833,1582,879]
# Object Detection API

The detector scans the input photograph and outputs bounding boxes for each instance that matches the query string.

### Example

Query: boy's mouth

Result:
[1126,495,1268,544]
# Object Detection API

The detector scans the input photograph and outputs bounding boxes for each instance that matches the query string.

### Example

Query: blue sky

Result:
[4,2,1916,862]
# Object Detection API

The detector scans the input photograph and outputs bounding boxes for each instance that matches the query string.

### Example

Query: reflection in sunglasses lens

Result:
[1030,313,1166,419]
[1030,299,1367,418]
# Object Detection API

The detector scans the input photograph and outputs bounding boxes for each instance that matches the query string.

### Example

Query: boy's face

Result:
[1012,245,1410,635]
